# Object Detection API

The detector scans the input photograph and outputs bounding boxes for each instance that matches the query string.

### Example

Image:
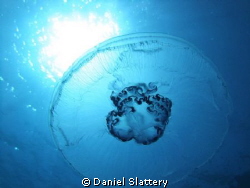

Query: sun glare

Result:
[38,12,119,82]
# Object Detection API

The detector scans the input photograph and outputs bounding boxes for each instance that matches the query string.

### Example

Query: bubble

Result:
[49,33,232,184]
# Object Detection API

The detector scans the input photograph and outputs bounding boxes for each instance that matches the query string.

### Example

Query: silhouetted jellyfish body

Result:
[49,33,232,185]
[106,83,172,145]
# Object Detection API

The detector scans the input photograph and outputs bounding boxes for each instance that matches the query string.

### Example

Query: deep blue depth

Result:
[0,1,250,188]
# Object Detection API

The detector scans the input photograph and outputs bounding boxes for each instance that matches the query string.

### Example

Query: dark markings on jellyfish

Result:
[106,82,172,145]
[58,127,70,147]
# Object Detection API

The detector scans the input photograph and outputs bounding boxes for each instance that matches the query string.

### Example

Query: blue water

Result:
[0,0,250,188]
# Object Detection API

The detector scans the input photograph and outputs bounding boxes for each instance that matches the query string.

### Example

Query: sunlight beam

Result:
[38,12,119,81]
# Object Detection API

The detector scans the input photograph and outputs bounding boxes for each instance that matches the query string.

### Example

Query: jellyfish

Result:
[49,33,232,185]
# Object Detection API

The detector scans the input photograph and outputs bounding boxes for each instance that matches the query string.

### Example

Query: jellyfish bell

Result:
[49,33,232,185]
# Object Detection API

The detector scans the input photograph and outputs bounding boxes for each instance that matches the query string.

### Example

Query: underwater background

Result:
[0,0,250,188]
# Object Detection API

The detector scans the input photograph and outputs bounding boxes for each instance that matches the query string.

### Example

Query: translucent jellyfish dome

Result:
[49,33,232,184]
